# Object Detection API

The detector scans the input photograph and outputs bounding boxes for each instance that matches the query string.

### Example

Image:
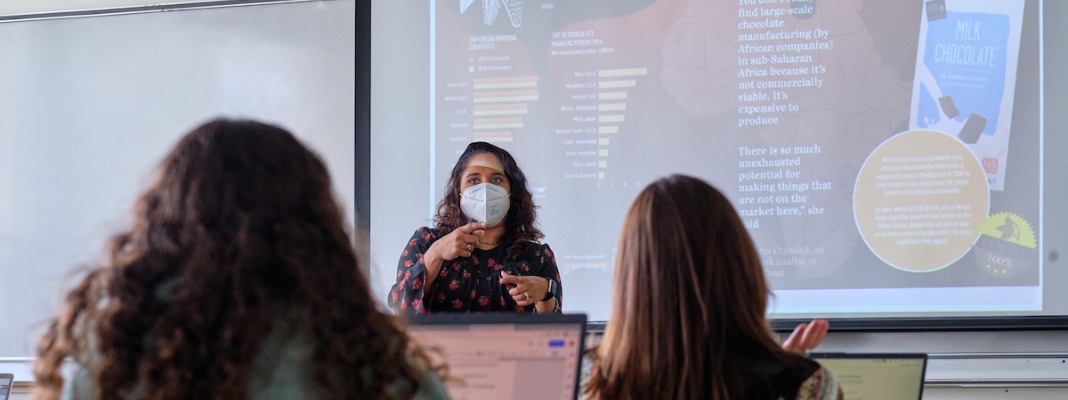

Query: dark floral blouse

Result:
[388,227,562,314]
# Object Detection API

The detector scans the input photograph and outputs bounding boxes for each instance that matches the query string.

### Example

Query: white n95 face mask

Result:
[460,183,510,227]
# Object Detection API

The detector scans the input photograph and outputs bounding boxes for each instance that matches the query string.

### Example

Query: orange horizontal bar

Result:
[473,89,538,98]
[473,75,539,84]
[475,103,529,111]
[473,117,522,124]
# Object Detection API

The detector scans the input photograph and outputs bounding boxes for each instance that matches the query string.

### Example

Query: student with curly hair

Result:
[33,119,447,400]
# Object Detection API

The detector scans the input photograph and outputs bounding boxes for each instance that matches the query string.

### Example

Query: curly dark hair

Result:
[434,141,543,259]
[33,119,436,400]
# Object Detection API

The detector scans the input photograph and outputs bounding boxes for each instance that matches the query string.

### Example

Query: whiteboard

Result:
[0,0,356,357]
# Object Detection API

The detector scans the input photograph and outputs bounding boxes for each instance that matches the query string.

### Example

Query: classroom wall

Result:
[0,0,214,15]
[0,0,356,392]
[0,6,225,399]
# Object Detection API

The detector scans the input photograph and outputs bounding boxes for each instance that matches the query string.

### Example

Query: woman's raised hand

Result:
[500,272,549,307]
[435,221,485,261]
[782,319,829,355]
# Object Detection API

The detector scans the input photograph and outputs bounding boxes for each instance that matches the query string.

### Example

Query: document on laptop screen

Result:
[409,323,583,400]
[0,374,12,400]
[813,355,927,400]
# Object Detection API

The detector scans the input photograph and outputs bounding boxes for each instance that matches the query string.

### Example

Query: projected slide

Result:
[430,0,1041,320]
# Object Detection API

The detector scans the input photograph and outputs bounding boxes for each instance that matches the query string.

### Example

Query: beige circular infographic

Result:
[854,129,989,272]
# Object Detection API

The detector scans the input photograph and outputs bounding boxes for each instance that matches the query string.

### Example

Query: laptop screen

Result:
[0,374,11,400]
[407,313,587,400]
[810,353,927,400]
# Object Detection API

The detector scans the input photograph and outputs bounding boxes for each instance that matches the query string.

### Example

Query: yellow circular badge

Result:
[854,129,990,272]
[972,212,1037,277]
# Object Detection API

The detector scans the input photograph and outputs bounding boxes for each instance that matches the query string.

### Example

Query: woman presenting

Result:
[389,142,561,314]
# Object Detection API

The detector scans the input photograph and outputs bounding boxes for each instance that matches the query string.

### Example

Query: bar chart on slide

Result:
[471,75,539,143]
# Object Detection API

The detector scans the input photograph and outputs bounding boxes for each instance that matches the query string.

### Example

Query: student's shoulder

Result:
[794,363,842,400]
[740,356,821,399]
[410,364,451,400]
[386,347,451,400]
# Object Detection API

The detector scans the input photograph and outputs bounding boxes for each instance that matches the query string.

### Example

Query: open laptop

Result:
[0,373,12,400]
[406,313,587,400]
[809,353,928,400]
